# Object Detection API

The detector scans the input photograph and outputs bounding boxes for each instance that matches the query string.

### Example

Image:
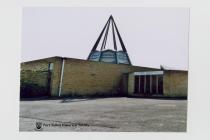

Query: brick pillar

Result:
[128,73,135,95]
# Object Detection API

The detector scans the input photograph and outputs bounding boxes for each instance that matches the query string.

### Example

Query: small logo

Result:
[35,122,43,131]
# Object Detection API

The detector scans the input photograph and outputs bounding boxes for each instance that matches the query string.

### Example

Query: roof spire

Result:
[87,15,132,65]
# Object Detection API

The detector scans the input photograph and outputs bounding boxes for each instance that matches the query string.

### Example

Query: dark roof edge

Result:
[21,56,62,64]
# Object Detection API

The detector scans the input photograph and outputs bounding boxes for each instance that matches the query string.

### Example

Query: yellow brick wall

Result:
[59,58,156,96]
[21,57,157,97]
[21,58,52,90]
[163,70,188,97]
[50,59,62,96]
[127,73,135,95]
[20,70,49,87]
[21,57,62,96]
[21,59,49,71]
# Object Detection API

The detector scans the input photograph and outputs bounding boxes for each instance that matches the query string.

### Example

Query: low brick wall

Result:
[163,70,188,97]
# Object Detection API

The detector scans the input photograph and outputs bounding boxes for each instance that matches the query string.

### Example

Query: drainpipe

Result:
[58,58,65,97]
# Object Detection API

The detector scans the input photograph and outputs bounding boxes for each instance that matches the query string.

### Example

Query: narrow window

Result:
[48,63,54,71]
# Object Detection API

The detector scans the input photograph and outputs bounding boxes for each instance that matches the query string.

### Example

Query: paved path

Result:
[19,97,187,132]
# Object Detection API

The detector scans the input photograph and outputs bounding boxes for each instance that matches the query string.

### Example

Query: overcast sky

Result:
[22,7,189,70]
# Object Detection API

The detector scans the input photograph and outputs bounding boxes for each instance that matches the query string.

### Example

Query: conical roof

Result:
[87,15,132,65]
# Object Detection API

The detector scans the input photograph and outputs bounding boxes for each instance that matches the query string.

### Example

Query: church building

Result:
[20,16,188,98]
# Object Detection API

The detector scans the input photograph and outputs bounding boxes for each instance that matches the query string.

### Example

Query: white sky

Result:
[22,7,189,70]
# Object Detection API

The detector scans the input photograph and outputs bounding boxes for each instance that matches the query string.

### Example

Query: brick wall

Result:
[21,57,62,97]
[127,70,188,97]
[20,70,49,97]
[127,73,135,95]
[21,57,157,97]
[60,58,156,97]
[163,70,188,97]
[21,70,49,87]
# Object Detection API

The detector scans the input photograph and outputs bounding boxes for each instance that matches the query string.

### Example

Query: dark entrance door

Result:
[134,73,163,96]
